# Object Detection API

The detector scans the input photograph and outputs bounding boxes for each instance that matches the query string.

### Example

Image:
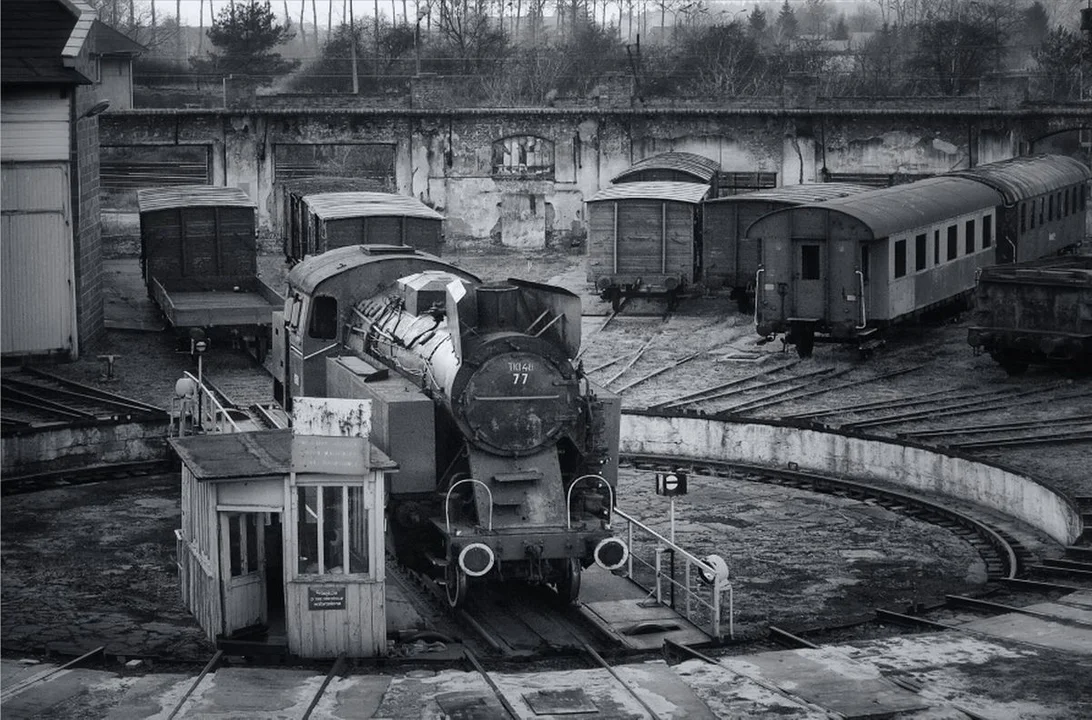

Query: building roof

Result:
[170,430,291,480]
[92,19,145,56]
[705,183,874,207]
[303,192,443,222]
[588,181,711,205]
[137,185,256,213]
[612,152,721,184]
[1,0,96,84]
[947,154,1091,206]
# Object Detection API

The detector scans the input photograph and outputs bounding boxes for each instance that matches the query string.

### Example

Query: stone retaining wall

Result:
[2,419,169,477]
[621,413,1082,546]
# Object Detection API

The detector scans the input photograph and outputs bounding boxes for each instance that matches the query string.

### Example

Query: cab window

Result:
[309,295,338,339]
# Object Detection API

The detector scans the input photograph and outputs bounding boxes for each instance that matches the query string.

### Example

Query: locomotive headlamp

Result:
[458,542,495,577]
[698,554,729,586]
[593,537,629,571]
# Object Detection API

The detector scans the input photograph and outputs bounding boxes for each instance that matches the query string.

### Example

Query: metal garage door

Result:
[1,163,76,358]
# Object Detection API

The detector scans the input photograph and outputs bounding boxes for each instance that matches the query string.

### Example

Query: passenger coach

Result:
[751,154,1090,357]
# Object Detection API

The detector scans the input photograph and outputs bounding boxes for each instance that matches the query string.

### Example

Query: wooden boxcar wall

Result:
[586,199,697,282]
[321,215,442,256]
[702,200,782,290]
[141,206,257,283]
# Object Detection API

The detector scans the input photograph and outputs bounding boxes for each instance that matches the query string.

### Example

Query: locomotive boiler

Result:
[273,245,627,607]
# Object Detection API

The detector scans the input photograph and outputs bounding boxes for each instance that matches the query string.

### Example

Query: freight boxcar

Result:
[968,255,1092,374]
[701,183,873,311]
[278,178,390,260]
[284,191,443,263]
[138,185,281,359]
[585,181,711,310]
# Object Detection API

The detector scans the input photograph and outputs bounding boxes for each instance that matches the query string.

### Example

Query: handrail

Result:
[855,269,867,330]
[753,267,764,328]
[171,371,241,436]
[445,478,494,534]
[613,505,733,640]
[566,474,615,530]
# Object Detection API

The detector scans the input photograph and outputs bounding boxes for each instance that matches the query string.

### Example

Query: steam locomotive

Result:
[272,245,627,607]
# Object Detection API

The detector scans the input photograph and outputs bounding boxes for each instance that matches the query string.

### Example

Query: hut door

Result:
[219,512,267,635]
[793,241,825,318]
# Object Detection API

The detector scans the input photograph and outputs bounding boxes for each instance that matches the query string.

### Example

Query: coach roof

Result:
[137,185,255,213]
[947,154,1091,206]
[588,181,711,205]
[705,182,874,206]
[302,192,443,221]
[611,152,720,184]
[750,176,1003,240]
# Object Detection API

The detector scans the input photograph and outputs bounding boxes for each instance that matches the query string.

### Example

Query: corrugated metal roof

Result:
[705,182,874,206]
[588,181,711,205]
[948,154,1092,205]
[612,152,720,184]
[137,185,255,213]
[302,192,443,221]
[783,176,1004,239]
[170,430,290,480]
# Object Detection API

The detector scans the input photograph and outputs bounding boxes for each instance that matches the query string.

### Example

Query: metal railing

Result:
[612,506,733,641]
[170,371,242,436]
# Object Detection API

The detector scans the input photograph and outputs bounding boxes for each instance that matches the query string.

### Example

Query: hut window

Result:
[800,244,821,280]
[297,486,368,575]
[982,216,992,248]
[965,219,975,254]
[309,295,338,339]
[894,239,907,278]
[915,234,927,271]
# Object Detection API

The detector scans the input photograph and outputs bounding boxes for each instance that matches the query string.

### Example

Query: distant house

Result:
[92,20,145,110]
[1,0,106,359]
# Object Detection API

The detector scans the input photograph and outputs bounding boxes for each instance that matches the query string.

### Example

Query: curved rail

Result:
[623,453,1021,581]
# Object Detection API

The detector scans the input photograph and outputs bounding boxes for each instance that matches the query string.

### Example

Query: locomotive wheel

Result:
[445,561,469,608]
[554,558,582,605]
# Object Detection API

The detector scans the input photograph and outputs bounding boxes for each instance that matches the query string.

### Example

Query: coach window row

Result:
[1020,185,1087,233]
[892,214,993,279]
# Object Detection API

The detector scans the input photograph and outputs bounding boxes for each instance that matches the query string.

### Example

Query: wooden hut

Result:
[170,398,394,658]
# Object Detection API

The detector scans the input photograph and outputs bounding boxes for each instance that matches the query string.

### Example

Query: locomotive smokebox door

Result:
[655,470,688,496]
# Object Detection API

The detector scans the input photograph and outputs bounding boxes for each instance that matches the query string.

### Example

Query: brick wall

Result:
[73,85,105,354]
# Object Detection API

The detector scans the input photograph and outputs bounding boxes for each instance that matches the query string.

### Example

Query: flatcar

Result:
[283,191,444,264]
[137,185,282,359]
[701,183,874,311]
[968,255,1092,374]
[272,245,627,607]
[585,181,711,310]
[751,154,1090,357]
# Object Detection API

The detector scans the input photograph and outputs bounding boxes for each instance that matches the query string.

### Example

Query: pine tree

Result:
[192,0,300,82]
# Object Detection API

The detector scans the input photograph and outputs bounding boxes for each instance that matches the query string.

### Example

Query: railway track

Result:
[623,453,1027,584]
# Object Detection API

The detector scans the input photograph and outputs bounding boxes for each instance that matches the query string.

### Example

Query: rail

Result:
[170,371,242,436]
[612,505,733,641]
